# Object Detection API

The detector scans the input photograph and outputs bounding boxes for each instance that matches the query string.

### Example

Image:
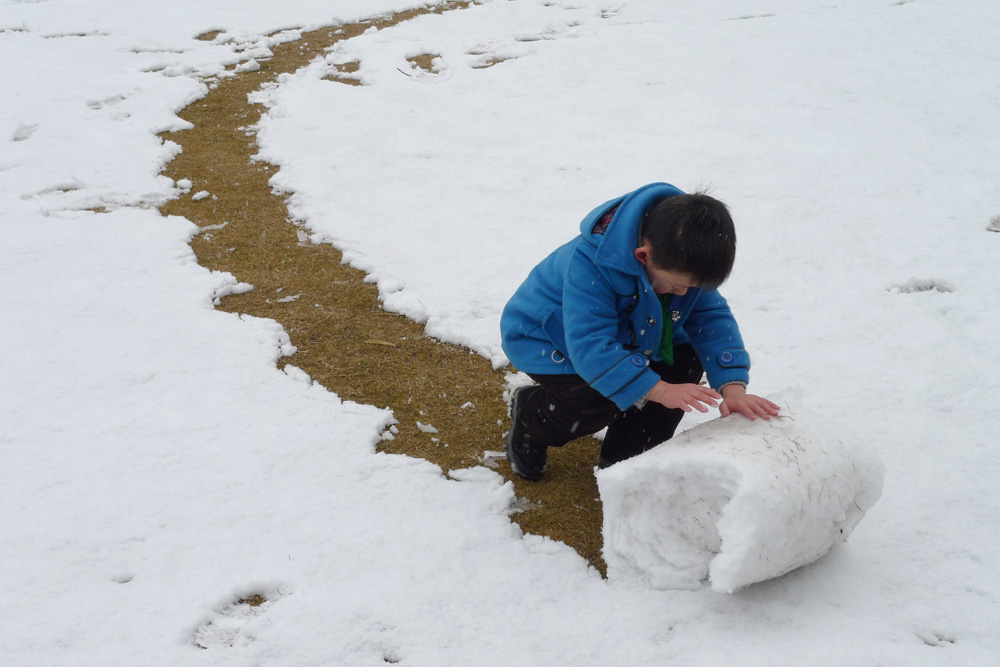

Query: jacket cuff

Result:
[607,368,659,411]
[717,380,748,393]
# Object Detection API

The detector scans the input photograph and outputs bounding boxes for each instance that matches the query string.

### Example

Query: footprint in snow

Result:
[887,279,954,294]
[917,630,956,647]
[191,590,284,649]
[11,123,39,141]
[725,13,776,21]
[87,95,125,110]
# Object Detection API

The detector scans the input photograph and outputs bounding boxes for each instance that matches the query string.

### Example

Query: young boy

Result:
[500,182,779,480]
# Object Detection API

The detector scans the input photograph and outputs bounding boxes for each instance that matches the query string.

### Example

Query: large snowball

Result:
[596,400,885,593]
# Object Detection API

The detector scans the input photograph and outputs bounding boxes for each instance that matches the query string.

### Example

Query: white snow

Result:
[598,400,885,593]
[416,421,439,434]
[3,0,1000,665]
[234,58,261,73]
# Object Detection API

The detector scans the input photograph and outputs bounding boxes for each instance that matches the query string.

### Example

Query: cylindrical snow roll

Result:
[597,399,885,593]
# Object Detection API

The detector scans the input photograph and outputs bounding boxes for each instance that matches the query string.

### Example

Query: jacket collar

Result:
[578,182,685,276]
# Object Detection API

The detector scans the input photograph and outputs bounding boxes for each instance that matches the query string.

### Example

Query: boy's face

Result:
[634,242,696,296]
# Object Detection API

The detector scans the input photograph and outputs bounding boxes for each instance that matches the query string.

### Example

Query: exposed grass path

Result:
[158,0,608,573]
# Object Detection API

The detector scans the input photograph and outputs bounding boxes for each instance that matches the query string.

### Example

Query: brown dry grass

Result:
[158,1,608,574]
[470,55,514,70]
[406,52,440,73]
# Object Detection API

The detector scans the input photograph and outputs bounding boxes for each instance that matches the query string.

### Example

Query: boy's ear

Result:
[634,243,652,267]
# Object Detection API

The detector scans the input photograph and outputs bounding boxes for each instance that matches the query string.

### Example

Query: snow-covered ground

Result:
[2,0,999,664]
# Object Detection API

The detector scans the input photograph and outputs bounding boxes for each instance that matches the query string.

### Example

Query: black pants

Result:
[523,344,704,466]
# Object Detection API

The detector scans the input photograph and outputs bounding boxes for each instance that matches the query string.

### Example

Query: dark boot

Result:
[505,385,548,480]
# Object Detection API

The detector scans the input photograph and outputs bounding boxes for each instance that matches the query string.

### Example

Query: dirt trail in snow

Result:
[158,0,609,573]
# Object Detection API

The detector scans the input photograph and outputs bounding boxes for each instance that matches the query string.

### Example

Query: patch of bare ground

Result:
[406,52,441,73]
[471,55,514,69]
[158,1,608,574]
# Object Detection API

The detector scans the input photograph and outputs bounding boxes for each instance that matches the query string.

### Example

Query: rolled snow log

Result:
[596,400,884,593]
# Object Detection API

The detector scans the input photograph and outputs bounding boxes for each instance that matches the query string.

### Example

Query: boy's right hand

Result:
[646,381,721,413]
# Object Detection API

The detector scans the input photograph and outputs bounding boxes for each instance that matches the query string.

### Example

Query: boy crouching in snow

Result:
[500,182,779,480]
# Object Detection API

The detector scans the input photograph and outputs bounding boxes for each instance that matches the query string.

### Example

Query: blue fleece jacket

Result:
[500,182,751,410]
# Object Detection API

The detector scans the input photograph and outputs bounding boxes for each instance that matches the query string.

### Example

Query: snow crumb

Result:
[460,401,474,409]
[192,190,211,201]
[478,450,506,469]
[276,293,301,303]
[416,421,438,433]
[235,58,261,72]
[199,221,228,232]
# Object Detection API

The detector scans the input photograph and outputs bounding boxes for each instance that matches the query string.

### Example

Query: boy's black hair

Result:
[640,192,736,289]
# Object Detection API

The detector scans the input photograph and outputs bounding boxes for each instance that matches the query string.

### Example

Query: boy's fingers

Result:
[724,402,751,420]
[696,388,719,406]
[692,388,716,412]
[666,385,722,412]
[752,401,777,420]
[756,400,780,418]
[758,398,780,413]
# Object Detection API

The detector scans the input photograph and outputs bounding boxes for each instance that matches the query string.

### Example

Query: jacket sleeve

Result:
[561,249,660,410]
[683,290,751,389]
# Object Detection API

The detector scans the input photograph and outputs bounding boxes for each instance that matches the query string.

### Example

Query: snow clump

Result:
[597,399,885,593]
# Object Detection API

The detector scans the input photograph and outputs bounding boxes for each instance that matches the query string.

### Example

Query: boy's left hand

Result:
[719,384,781,421]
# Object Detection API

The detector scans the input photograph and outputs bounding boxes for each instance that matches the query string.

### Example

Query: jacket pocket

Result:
[540,310,569,361]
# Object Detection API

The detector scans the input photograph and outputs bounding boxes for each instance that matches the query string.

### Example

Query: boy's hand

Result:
[719,384,781,420]
[647,381,720,413]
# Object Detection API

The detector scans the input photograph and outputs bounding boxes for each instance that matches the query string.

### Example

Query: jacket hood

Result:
[578,182,686,276]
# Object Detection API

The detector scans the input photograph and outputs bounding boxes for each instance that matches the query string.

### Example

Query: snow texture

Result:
[3,0,1000,664]
[598,400,885,593]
